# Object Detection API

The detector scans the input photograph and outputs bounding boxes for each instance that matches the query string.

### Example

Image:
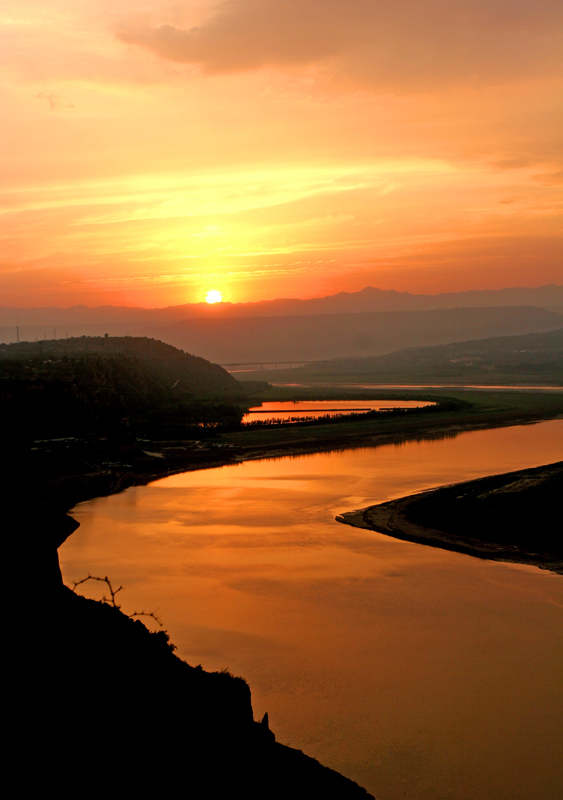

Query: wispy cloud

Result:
[118,0,563,91]
[35,92,74,111]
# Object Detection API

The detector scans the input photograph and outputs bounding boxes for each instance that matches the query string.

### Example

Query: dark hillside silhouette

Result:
[10,502,373,799]
[0,336,247,440]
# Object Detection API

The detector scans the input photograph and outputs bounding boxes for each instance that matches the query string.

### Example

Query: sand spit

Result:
[337,461,563,575]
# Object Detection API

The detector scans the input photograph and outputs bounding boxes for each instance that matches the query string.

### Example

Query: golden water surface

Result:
[242,399,432,423]
[61,419,563,800]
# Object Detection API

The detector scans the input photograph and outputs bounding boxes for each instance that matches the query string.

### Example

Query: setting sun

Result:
[205,290,223,304]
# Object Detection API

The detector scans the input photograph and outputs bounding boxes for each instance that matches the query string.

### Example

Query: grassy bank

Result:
[220,388,563,457]
[11,388,563,516]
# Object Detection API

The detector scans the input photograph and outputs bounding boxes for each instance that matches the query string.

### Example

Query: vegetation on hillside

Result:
[247,327,563,385]
[0,336,259,440]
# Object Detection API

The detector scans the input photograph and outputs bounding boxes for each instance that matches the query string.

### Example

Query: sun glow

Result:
[205,290,223,304]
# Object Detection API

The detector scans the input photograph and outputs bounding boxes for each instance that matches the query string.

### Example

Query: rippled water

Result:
[61,419,563,800]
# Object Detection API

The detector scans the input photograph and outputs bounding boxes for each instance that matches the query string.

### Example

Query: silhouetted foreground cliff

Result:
[10,506,373,799]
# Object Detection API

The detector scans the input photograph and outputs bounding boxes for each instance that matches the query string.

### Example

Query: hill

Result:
[0,336,248,439]
[272,327,563,385]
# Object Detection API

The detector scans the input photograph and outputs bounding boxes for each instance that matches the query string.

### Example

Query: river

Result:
[242,399,433,423]
[60,418,563,800]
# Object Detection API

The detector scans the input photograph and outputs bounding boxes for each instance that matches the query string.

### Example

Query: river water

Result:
[242,399,433,423]
[61,419,563,800]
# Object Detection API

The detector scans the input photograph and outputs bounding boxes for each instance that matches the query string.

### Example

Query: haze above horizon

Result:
[2,1,562,308]
[2,282,563,314]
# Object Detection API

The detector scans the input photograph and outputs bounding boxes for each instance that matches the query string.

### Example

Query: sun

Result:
[205,290,223,304]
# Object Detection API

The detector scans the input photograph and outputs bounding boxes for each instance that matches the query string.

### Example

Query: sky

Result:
[1,0,562,308]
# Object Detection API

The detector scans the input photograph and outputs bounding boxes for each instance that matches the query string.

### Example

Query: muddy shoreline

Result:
[337,461,563,575]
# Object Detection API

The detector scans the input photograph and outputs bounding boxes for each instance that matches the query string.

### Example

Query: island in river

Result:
[337,461,563,575]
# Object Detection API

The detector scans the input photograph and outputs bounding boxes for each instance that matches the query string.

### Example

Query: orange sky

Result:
[1,0,562,308]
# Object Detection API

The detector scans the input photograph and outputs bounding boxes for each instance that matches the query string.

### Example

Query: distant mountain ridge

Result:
[4,286,563,363]
[159,306,563,364]
[194,284,563,318]
[2,284,563,339]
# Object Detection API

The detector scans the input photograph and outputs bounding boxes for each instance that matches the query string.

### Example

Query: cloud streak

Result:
[3,0,563,305]
[118,0,563,91]
[35,92,74,111]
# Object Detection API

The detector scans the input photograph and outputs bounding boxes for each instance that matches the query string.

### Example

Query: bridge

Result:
[219,361,309,372]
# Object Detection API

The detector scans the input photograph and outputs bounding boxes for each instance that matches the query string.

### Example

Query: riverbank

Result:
[57,417,563,800]
[9,388,563,797]
[11,576,374,798]
[22,387,563,515]
[10,490,375,798]
[337,461,563,575]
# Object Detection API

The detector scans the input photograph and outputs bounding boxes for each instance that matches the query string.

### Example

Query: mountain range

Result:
[3,285,563,364]
[161,306,563,364]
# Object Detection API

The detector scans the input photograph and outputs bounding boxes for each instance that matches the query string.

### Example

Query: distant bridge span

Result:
[220,359,353,372]
[220,360,309,372]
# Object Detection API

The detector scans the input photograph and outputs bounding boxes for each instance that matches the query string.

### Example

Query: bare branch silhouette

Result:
[70,575,162,626]
[71,574,123,606]
[130,609,163,627]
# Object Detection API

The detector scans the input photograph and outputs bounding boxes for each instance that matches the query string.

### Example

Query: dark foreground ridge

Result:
[337,461,563,575]
[9,505,373,799]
